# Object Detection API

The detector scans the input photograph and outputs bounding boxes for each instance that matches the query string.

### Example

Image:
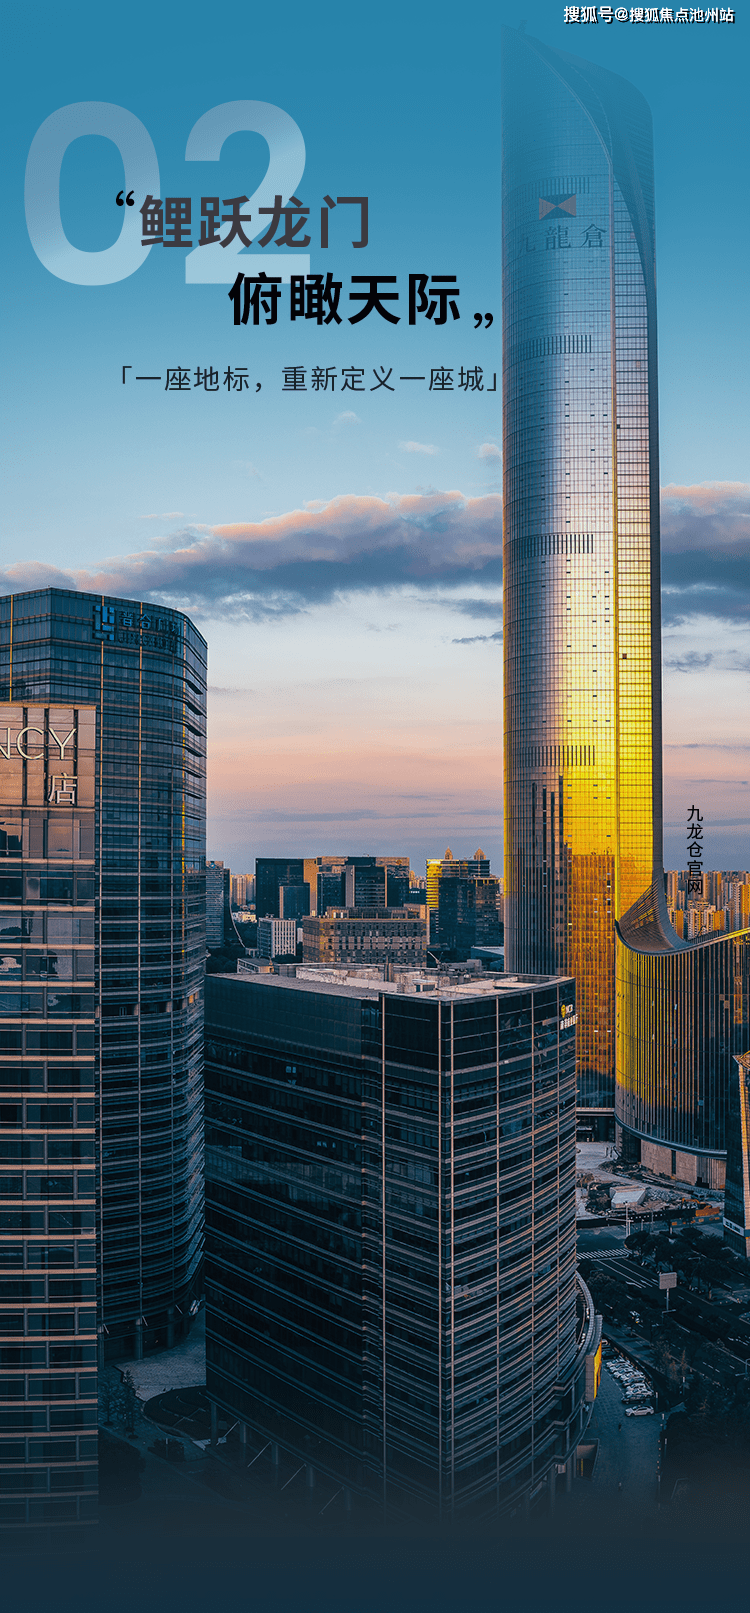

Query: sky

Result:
[1,0,748,878]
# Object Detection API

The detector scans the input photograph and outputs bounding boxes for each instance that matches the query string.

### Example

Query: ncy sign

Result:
[0,725,76,762]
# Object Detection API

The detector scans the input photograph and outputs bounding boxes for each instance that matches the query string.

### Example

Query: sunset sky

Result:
[2,0,748,877]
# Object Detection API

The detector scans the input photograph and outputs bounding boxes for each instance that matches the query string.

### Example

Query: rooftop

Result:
[223,963,570,1004]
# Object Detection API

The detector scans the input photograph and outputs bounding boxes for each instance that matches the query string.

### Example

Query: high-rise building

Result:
[501,31,750,1173]
[229,873,254,910]
[437,877,503,958]
[204,967,594,1517]
[427,852,494,950]
[255,858,305,919]
[206,860,228,949]
[501,30,665,1134]
[279,884,310,921]
[256,856,411,919]
[724,1055,750,1260]
[0,587,206,1530]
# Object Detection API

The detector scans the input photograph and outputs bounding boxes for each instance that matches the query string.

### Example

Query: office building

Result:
[229,874,254,910]
[256,917,297,961]
[204,967,594,1517]
[256,856,411,919]
[724,1054,750,1260]
[279,884,310,921]
[502,31,662,1132]
[0,588,205,1530]
[437,877,503,959]
[428,851,495,949]
[255,859,305,920]
[616,924,750,1187]
[206,861,228,950]
[301,908,427,969]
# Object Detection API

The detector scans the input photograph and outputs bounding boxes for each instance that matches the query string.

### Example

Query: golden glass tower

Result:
[501,30,662,1128]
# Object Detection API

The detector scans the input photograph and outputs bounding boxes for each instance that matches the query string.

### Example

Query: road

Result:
[555,1358,662,1538]
[581,1243,750,1371]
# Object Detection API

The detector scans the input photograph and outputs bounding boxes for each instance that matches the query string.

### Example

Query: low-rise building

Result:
[302,907,426,968]
[256,917,298,960]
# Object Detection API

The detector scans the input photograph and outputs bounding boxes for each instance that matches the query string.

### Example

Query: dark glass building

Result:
[724,1054,750,1259]
[204,967,594,1517]
[255,859,305,919]
[437,877,502,958]
[502,30,662,1131]
[0,586,206,1532]
[0,701,98,1531]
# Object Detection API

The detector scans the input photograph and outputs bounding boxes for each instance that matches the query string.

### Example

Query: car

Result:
[624,1405,654,1416]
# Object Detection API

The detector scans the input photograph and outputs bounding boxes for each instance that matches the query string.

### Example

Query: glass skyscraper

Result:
[0,588,205,1532]
[204,967,596,1518]
[501,29,663,1131]
[501,30,750,1182]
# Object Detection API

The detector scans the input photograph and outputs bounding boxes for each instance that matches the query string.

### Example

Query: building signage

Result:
[93,603,180,654]
[0,725,76,761]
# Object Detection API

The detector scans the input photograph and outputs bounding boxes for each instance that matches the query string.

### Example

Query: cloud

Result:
[2,481,746,631]
[333,411,360,426]
[400,441,439,456]
[452,631,503,645]
[138,511,186,521]
[663,651,713,673]
[476,443,501,461]
[449,598,503,620]
[660,481,750,625]
[0,493,503,620]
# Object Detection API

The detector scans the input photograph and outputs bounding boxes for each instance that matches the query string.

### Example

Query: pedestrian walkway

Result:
[114,1310,206,1400]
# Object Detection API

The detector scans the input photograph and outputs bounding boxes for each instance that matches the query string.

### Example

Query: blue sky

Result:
[2,0,748,875]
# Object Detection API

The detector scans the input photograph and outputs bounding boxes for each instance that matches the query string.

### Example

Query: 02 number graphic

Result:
[24,99,306,287]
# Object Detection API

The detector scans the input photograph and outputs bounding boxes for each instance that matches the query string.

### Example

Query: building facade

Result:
[256,918,298,961]
[437,878,503,959]
[0,701,98,1532]
[724,1055,750,1260]
[206,861,228,950]
[204,968,593,1518]
[501,31,662,1132]
[256,856,411,919]
[0,587,206,1529]
[616,913,750,1187]
[301,908,427,970]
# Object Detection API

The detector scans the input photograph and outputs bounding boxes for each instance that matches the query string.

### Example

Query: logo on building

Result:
[93,604,180,655]
[539,194,576,219]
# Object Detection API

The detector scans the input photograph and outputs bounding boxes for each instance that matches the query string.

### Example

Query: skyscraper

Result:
[502,30,662,1133]
[204,967,593,1517]
[0,588,205,1531]
[501,31,750,1178]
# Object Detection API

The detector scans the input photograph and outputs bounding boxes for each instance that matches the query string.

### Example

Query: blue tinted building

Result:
[0,588,206,1531]
[205,966,594,1518]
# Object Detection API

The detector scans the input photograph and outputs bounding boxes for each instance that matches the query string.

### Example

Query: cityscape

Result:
[1,7,748,1611]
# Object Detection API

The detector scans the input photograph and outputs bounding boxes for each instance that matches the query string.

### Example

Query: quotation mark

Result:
[474,312,493,329]
[116,190,135,207]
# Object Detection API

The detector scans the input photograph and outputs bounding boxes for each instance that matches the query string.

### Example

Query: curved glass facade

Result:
[205,969,590,1517]
[0,589,205,1367]
[501,31,661,1120]
[616,917,750,1180]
